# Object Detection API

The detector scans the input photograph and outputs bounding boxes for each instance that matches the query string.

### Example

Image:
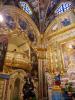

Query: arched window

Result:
[19,1,32,15]
[55,2,72,15]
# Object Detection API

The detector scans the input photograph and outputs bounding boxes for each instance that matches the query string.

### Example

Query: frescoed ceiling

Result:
[1,0,74,32]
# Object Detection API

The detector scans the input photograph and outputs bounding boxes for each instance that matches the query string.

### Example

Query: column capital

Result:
[36,47,47,59]
[36,48,47,52]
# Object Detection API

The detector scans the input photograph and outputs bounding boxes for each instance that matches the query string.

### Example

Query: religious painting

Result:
[61,47,69,70]
[61,40,75,71]
[5,15,16,29]
[18,19,27,30]
[61,18,71,26]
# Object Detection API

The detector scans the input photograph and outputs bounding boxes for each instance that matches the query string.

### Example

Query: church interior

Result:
[0,0,75,100]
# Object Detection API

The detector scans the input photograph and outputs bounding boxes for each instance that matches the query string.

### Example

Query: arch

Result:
[10,69,26,78]
[0,5,40,70]
[45,1,73,37]
[0,5,40,44]
[9,69,26,100]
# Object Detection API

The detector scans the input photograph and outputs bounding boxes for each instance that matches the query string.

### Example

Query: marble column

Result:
[37,48,47,100]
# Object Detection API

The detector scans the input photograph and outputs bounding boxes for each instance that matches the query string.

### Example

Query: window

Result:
[19,1,32,15]
[55,2,72,15]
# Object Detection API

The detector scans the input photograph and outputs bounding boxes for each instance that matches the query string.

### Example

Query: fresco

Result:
[61,40,75,71]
